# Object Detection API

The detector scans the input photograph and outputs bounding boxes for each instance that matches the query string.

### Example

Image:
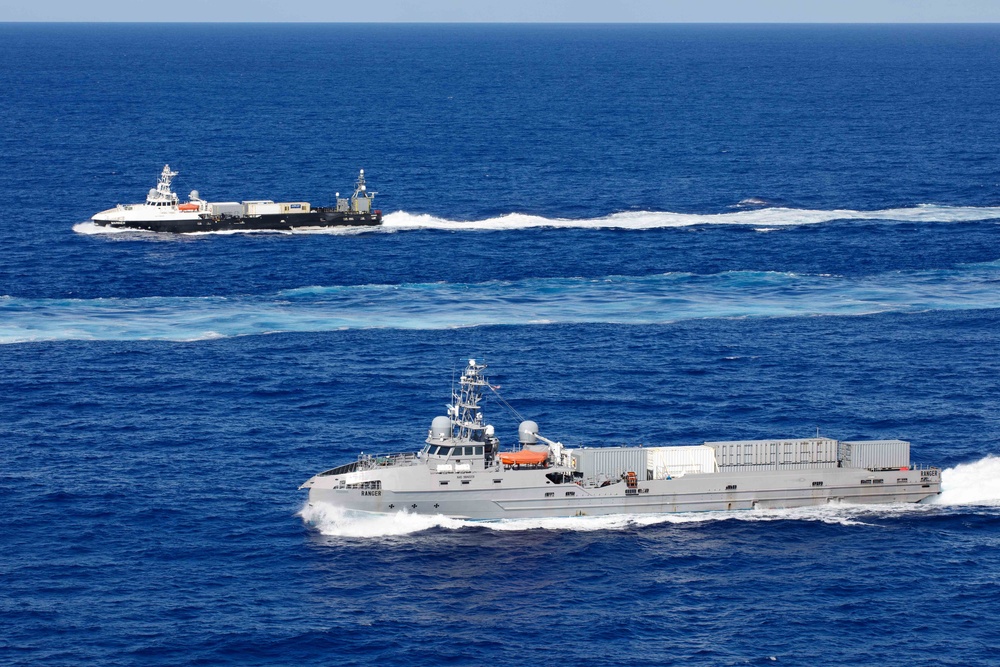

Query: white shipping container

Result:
[279,202,311,213]
[840,440,910,469]
[646,446,717,479]
[243,200,279,216]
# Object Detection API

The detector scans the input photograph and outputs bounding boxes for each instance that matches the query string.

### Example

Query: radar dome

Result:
[518,420,539,445]
[430,416,452,440]
[189,190,200,201]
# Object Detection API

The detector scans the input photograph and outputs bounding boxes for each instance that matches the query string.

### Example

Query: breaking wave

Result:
[300,456,1000,539]
[935,455,1000,506]
[5,261,1000,343]
[73,204,1000,236]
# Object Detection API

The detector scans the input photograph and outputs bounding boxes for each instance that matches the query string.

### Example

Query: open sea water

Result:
[2,23,1000,666]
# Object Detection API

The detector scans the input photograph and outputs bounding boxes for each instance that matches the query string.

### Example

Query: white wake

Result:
[934,455,1000,506]
[379,204,1000,231]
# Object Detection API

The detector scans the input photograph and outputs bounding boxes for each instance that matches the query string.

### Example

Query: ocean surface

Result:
[2,23,1000,666]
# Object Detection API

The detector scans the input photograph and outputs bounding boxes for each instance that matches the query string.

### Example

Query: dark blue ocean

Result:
[3,23,1000,666]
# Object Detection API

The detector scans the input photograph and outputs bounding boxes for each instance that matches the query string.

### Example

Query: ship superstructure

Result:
[300,360,942,520]
[90,165,381,233]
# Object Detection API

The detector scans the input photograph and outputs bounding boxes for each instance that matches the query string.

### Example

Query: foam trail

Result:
[300,501,891,539]
[300,502,466,538]
[5,262,1000,344]
[934,455,1000,506]
[74,204,1000,236]
[379,204,1000,232]
[73,221,146,235]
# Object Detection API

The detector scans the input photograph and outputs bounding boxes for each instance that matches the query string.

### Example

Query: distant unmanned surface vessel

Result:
[91,165,381,232]
[301,360,942,520]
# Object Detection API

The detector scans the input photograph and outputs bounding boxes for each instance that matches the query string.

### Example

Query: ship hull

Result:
[304,466,941,521]
[92,209,381,233]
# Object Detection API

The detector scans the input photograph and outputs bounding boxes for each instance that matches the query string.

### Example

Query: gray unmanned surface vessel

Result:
[301,360,941,520]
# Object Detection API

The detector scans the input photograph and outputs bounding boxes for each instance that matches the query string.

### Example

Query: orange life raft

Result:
[499,450,548,465]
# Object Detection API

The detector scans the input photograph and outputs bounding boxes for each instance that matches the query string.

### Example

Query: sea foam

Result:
[934,455,1000,506]
[379,204,1000,231]
[300,501,881,539]
[5,262,1000,344]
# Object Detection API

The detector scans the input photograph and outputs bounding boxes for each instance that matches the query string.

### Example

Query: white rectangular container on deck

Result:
[646,446,717,478]
[840,440,910,469]
[243,200,279,216]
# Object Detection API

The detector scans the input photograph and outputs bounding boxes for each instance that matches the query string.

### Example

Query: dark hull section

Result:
[94,208,382,234]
